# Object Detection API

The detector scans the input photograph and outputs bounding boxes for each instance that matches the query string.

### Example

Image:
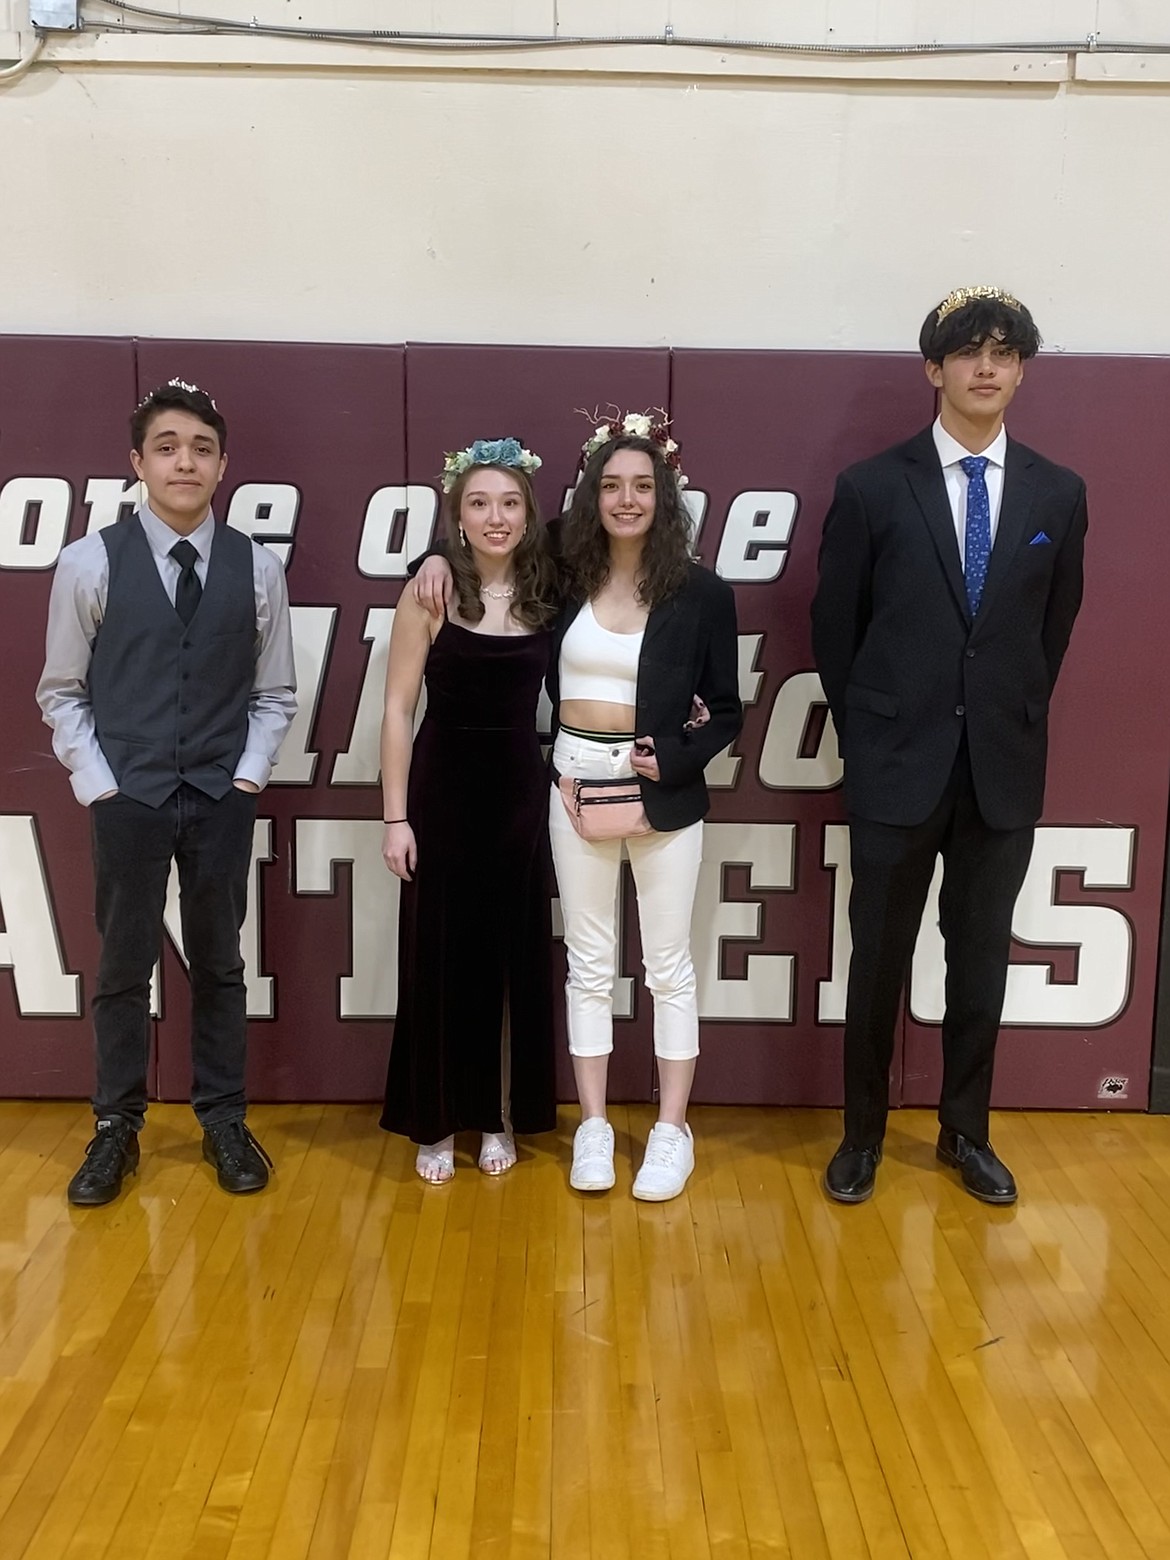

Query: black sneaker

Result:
[67,1117,140,1207]
[202,1118,273,1194]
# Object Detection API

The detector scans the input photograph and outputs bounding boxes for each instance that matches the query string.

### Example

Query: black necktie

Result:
[170,539,202,626]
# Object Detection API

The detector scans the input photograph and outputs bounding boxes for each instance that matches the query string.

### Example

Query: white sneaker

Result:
[570,1116,616,1192]
[632,1123,694,1202]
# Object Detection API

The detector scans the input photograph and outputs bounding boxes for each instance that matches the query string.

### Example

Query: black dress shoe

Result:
[67,1118,140,1207]
[936,1128,1017,1204]
[202,1118,273,1194]
[824,1140,882,1203]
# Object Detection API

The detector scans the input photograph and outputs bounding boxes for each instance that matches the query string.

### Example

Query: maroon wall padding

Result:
[1,336,1162,1113]
[0,337,139,1098]
[133,340,407,1104]
[670,349,932,1105]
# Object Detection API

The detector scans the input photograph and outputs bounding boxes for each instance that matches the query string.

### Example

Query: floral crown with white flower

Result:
[578,407,687,488]
[440,436,542,494]
[135,377,219,411]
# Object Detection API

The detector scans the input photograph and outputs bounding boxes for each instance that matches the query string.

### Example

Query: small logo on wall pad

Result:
[1098,1076,1129,1100]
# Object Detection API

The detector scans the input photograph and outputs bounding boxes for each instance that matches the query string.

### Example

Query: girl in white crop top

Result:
[550,426,740,1205]
[557,599,642,707]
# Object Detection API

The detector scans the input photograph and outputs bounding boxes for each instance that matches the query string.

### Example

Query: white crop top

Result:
[559,600,643,705]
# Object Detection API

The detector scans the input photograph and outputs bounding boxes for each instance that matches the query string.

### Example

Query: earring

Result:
[458,526,468,549]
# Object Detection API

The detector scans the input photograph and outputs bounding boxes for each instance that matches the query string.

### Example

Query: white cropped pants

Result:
[549,730,703,1061]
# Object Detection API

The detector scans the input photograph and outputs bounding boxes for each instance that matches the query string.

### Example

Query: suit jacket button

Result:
[965,649,975,658]
[955,704,966,716]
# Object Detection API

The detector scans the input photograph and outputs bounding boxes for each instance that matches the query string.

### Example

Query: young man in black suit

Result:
[811,287,1087,1205]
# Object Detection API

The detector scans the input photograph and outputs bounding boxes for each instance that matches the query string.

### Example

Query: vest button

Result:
[955,704,966,716]
[182,640,191,651]
[182,672,190,681]
[965,649,975,658]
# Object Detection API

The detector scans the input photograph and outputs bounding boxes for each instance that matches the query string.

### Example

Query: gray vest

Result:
[90,515,256,807]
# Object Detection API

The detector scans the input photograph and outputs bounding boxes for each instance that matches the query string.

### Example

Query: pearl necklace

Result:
[480,584,516,600]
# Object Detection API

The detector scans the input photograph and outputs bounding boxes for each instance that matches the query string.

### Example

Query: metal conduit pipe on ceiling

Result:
[77,5,1170,56]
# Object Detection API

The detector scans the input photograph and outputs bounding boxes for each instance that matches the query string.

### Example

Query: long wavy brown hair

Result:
[562,435,692,607]
[445,464,558,631]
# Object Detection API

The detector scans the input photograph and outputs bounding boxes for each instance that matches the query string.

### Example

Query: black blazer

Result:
[811,426,1087,831]
[550,556,743,833]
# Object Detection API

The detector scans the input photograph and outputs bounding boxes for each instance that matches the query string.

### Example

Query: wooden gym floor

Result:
[1,1100,1169,1559]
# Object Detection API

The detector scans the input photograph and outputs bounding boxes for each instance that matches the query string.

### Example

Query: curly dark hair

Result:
[919,293,1042,364]
[444,465,558,632]
[131,381,226,453]
[562,435,692,608]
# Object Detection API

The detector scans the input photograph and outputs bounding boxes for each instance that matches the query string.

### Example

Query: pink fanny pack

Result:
[556,773,653,842]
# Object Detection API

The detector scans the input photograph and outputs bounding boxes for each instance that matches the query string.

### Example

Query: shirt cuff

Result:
[70,757,119,807]
[233,751,273,790]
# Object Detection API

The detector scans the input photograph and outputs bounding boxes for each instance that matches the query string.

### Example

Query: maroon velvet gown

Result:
[380,620,557,1145]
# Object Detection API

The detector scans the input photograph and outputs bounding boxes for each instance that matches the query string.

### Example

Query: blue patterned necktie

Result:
[959,455,991,614]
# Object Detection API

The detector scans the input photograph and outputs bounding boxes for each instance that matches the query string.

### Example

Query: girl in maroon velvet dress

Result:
[378,442,558,1182]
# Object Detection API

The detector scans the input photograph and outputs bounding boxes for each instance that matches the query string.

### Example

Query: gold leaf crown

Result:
[936,286,1022,325]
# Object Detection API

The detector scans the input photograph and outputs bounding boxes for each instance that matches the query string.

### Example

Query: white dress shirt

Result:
[37,504,297,805]
[932,417,1008,553]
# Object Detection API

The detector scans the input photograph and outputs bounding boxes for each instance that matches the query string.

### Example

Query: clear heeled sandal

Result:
[415,1137,455,1183]
[478,1131,517,1176]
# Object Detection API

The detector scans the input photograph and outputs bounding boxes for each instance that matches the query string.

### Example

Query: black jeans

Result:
[842,745,1034,1150]
[90,783,258,1131]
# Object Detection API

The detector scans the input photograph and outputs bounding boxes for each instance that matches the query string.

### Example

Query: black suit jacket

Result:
[550,557,743,833]
[810,426,1087,830]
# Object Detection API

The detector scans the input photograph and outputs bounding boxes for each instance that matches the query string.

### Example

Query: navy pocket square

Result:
[1028,531,1052,546]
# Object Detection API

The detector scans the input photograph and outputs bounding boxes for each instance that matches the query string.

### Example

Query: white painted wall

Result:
[1,1,1168,352]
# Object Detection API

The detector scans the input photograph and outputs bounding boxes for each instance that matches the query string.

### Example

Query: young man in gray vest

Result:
[38,380,297,1206]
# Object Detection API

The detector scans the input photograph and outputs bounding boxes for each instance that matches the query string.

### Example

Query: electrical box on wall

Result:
[30,1,81,27]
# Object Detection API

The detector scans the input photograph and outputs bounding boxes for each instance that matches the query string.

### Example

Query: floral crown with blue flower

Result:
[440,436,542,494]
[578,407,687,488]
